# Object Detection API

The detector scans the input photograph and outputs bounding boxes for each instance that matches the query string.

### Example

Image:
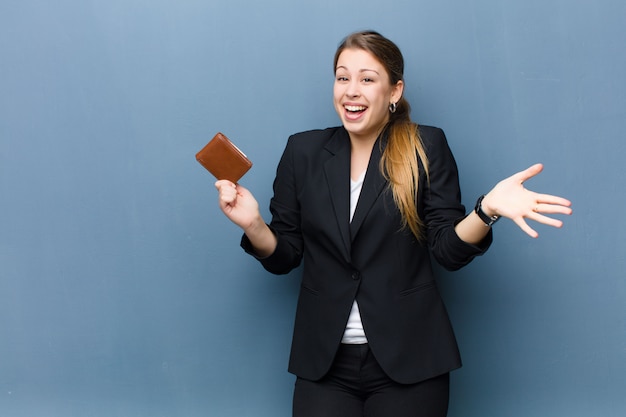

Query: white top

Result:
[341,170,368,344]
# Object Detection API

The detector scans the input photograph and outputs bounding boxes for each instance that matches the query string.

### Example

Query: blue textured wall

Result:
[1,1,624,416]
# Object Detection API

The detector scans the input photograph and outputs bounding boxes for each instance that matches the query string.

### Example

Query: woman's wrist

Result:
[479,194,498,218]
[474,194,500,226]
[243,216,277,257]
[243,214,268,237]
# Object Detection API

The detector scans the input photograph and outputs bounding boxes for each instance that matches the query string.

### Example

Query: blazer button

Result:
[351,272,360,280]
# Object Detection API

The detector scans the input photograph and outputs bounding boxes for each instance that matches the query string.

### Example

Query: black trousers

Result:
[292,344,449,417]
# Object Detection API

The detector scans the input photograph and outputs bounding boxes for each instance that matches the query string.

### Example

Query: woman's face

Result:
[333,48,403,143]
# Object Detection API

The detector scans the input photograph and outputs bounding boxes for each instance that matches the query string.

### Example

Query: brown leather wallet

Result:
[195,132,252,183]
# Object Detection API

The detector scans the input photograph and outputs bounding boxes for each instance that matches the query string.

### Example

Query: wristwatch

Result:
[474,195,500,226]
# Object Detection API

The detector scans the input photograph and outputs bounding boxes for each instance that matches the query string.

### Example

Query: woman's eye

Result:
[362,78,374,83]
[336,76,348,82]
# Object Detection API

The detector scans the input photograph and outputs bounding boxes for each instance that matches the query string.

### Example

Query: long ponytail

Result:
[381,97,429,240]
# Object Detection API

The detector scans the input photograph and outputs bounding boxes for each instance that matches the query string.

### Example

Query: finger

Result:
[533,203,573,216]
[234,183,249,197]
[218,186,237,204]
[216,181,236,198]
[535,193,572,208]
[512,217,539,238]
[215,179,236,191]
[527,211,565,228]
[513,163,544,184]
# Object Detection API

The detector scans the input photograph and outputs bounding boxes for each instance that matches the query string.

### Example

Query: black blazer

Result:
[242,125,491,384]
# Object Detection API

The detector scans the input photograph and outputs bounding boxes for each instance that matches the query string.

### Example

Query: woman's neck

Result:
[350,136,376,181]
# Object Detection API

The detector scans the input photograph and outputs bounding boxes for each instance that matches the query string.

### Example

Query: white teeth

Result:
[345,105,366,112]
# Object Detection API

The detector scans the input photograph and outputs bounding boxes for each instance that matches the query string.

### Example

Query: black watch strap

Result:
[474,195,500,226]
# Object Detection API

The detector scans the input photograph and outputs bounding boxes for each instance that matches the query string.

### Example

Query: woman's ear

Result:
[391,80,404,103]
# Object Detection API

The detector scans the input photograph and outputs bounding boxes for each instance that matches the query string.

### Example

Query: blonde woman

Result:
[215,30,571,417]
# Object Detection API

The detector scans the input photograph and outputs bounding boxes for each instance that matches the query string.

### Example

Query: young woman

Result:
[215,30,571,417]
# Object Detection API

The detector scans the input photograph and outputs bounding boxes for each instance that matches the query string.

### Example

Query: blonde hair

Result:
[334,31,430,240]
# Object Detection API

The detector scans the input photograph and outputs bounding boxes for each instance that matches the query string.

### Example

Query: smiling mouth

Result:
[345,105,367,112]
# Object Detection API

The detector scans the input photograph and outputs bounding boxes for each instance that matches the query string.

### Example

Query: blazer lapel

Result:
[323,128,352,260]
[350,135,387,242]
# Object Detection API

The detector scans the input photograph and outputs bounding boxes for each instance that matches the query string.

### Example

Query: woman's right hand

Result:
[215,180,278,257]
[215,180,261,230]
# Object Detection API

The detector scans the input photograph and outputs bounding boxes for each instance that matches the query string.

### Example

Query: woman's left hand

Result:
[481,163,573,238]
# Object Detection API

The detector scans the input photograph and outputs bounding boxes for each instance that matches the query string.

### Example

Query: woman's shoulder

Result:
[285,126,349,153]
[289,126,344,141]
[416,124,446,141]
[415,123,450,152]
[414,123,458,171]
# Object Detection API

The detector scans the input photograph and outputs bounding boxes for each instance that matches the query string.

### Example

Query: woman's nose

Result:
[345,80,360,98]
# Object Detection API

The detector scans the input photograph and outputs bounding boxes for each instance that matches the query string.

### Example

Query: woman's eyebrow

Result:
[335,66,380,75]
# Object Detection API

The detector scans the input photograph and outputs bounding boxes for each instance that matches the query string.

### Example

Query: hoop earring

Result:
[389,102,397,113]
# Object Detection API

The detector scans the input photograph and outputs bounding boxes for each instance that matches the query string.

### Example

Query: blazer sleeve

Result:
[420,126,492,271]
[241,135,304,275]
